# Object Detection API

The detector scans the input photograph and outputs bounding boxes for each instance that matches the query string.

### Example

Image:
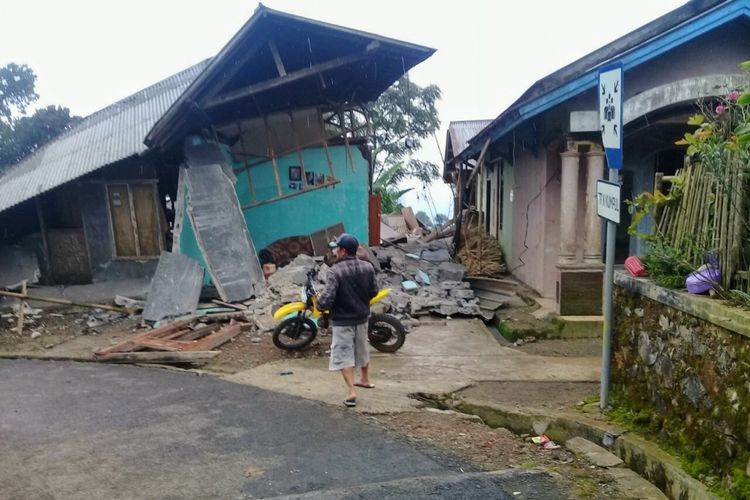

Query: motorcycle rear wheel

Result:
[273,316,318,350]
[368,313,406,353]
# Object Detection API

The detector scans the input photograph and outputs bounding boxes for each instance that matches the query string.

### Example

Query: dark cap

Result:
[335,233,359,254]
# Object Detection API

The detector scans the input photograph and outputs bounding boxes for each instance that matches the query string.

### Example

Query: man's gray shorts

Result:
[329,321,369,371]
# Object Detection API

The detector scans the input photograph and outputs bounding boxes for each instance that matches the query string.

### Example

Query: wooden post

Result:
[34,197,53,284]
[16,280,27,335]
[263,116,283,197]
[317,108,336,179]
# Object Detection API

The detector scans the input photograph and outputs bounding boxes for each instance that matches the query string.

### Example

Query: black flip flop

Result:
[354,383,375,389]
[344,398,357,407]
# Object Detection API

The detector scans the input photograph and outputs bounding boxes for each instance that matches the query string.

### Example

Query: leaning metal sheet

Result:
[142,251,203,322]
[185,153,264,302]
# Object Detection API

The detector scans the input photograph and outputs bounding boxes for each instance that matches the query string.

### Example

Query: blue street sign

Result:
[598,63,623,169]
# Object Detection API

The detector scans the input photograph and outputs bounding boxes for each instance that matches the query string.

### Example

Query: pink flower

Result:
[727,91,740,102]
[716,104,726,114]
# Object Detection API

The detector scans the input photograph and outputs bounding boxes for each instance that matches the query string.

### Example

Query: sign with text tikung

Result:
[596,180,621,224]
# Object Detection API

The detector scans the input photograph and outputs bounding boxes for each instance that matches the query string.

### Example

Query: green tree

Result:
[0,63,38,124]
[366,76,441,185]
[434,213,449,227]
[0,63,76,168]
[415,210,433,228]
[373,163,413,214]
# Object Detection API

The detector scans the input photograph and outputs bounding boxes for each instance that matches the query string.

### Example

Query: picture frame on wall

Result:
[288,166,302,182]
[305,171,315,185]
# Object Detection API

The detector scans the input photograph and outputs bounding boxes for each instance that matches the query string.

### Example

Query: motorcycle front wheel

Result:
[368,313,406,353]
[273,316,318,350]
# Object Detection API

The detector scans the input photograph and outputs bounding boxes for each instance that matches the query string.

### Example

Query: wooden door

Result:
[108,184,138,257]
[132,184,162,257]
[107,183,163,258]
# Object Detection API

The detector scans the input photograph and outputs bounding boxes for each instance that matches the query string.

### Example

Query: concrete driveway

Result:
[225,319,601,413]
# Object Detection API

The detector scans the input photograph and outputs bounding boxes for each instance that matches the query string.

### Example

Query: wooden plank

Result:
[401,207,420,231]
[95,351,220,364]
[132,184,162,257]
[176,323,222,341]
[94,319,194,355]
[310,228,331,256]
[171,166,187,252]
[0,289,130,314]
[107,184,138,257]
[188,323,242,351]
[34,197,53,283]
[133,339,182,352]
[263,116,284,198]
[268,40,287,76]
[212,299,247,311]
[240,180,341,210]
[205,49,375,109]
[16,280,27,335]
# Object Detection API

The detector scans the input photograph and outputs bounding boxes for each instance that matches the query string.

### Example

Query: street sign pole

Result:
[598,63,623,410]
[600,168,618,409]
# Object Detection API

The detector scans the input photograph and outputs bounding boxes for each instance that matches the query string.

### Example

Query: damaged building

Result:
[0,6,434,303]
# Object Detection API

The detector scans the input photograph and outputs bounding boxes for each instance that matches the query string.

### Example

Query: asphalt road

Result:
[0,360,568,499]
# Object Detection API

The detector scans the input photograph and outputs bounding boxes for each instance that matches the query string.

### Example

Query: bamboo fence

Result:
[656,158,749,292]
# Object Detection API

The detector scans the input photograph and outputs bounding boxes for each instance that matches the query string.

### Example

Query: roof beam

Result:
[268,40,287,76]
[204,41,380,110]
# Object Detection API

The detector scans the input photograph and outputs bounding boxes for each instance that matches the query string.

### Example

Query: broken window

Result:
[107,183,163,258]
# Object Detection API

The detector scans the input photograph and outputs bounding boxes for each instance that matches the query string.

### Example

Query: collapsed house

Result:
[0,6,435,310]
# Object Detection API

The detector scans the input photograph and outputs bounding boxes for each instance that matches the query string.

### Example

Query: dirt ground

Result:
[372,410,628,499]
[205,329,332,373]
[0,307,141,354]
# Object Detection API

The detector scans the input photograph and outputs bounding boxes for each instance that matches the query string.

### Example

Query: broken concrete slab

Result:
[565,436,624,467]
[438,261,467,282]
[421,248,451,263]
[268,265,309,291]
[142,252,204,322]
[380,222,406,243]
[440,281,471,290]
[449,289,476,300]
[607,468,668,499]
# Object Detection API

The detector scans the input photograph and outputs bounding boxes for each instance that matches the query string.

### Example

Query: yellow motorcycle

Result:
[272,269,407,352]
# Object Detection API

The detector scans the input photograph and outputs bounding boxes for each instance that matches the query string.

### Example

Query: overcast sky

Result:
[2,0,684,219]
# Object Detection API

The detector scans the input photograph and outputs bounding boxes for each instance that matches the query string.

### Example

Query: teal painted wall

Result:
[234,145,369,251]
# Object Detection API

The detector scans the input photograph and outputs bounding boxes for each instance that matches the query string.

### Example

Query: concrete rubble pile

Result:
[263,242,482,321]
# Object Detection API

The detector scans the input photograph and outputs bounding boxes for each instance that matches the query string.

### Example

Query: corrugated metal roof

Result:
[0,59,211,214]
[460,0,737,161]
[446,120,492,160]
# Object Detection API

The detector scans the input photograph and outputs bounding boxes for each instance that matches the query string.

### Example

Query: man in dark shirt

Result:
[317,234,378,407]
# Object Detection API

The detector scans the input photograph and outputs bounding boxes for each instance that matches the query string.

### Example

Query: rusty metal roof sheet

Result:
[446,120,492,161]
[0,59,210,214]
